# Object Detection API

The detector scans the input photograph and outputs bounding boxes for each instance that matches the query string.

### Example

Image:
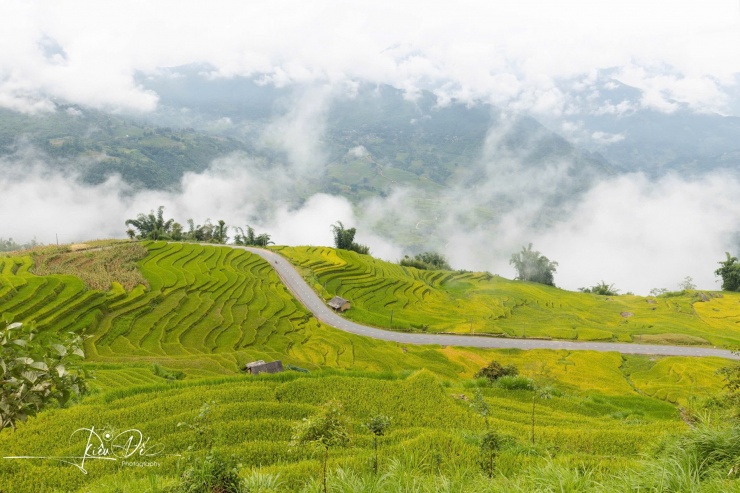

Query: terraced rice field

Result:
[275,246,740,346]
[0,369,689,492]
[0,241,738,492]
[0,241,511,378]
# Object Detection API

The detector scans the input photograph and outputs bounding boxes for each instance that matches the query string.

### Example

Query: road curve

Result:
[238,246,740,361]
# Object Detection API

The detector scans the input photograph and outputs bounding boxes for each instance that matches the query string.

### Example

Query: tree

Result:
[718,350,740,417]
[214,220,228,244]
[716,253,740,292]
[234,226,256,246]
[291,401,350,493]
[475,360,519,383]
[531,386,554,445]
[579,281,619,296]
[399,251,452,270]
[471,389,507,477]
[330,221,370,255]
[363,414,390,475]
[234,226,274,247]
[479,430,504,478]
[1,318,88,432]
[124,206,174,240]
[679,276,697,291]
[330,221,357,250]
[170,222,184,241]
[510,244,558,286]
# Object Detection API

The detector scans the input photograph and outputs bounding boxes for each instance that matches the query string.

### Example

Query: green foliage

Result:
[679,276,697,291]
[510,243,558,286]
[177,401,217,453]
[0,238,39,253]
[475,360,519,382]
[233,226,274,247]
[291,400,351,451]
[715,252,740,292]
[495,375,536,391]
[364,414,391,474]
[177,451,242,493]
[478,430,506,478]
[126,206,175,240]
[330,221,370,255]
[579,281,620,296]
[291,400,350,493]
[399,252,452,271]
[718,355,740,416]
[0,318,88,432]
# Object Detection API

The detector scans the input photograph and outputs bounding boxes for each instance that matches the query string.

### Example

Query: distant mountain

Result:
[560,75,740,177]
[0,105,249,189]
[136,68,614,204]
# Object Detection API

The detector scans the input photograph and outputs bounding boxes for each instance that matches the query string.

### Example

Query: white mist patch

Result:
[529,173,740,294]
[0,150,401,260]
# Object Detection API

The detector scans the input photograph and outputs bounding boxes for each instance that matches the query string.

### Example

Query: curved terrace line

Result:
[238,246,740,361]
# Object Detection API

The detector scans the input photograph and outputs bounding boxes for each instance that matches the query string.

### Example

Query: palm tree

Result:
[125,206,174,240]
[510,243,558,286]
[255,233,274,247]
[214,220,228,244]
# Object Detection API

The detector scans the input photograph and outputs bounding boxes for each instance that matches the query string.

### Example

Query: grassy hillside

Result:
[275,246,740,347]
[0,241,732,397]
[1,241,738,492]
[0,241,488,378]
[0,368,705,493]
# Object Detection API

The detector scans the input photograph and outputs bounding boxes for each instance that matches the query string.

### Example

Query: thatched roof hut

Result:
[243,360,284,375]
[327,296,351,312]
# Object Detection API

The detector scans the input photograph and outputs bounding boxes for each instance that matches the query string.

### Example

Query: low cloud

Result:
[2,1,740,116]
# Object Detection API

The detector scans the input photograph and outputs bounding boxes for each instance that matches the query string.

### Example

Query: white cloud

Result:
[591,131,625,145]
[1,0,739,115]
[528,173,740,294]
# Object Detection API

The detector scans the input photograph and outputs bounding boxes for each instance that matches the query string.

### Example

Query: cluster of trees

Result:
[716,253,740,292]
[123,211,740,296]
[233,226,274,247]
[579,281,620,296]
[330,221,370,255]
[125,206,272,246]
[0,238,39,253]
[399,251,452,271]
[509,243,558,286]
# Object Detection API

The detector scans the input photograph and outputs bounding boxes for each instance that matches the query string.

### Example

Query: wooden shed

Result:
[327,296,351,312]
[243,360,284,375]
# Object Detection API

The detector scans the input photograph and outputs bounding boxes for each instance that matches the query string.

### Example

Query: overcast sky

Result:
[2,0,740,115]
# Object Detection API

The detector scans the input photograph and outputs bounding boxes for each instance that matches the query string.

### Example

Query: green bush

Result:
[475,360,519,382]
[495,376,535,391]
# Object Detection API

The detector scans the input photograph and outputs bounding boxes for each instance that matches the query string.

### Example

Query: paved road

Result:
[239,246,740,361]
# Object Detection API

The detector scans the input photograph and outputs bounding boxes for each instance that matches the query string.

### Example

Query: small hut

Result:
[243,360,284,375]
[327,296,351,312]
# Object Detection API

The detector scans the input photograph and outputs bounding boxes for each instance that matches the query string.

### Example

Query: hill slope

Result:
[276,246,740,347]
[0,240,737,492]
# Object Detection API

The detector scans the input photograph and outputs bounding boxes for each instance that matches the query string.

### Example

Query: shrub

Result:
[176,452,242,493]
[495,376,535,391]
[475,361,519,382]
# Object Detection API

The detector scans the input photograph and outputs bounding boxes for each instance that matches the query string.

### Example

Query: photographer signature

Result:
[3,425,177,474]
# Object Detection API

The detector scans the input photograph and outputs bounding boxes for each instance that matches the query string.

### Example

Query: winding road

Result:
[241,247,740,361]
